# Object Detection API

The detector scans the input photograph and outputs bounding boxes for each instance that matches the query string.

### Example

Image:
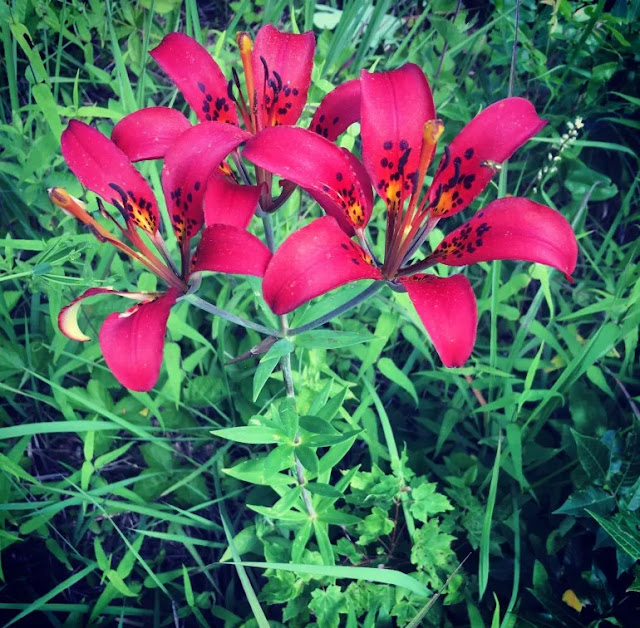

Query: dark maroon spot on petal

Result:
[383,141,393,150]
[464,147,474,159]
[292,88,299,96]
[336,172,343,181]
[194,181,201,191]
[197,82,206,93]
[333,116,339,125]
[399,139,408,150]
[381,157,388,167]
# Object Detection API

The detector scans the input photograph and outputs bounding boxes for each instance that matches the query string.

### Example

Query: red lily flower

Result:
[242,64,578,367]
[51,120,271,391]
[109,27,361,172]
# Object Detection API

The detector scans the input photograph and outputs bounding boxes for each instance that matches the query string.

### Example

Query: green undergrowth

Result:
[1,0,639,626]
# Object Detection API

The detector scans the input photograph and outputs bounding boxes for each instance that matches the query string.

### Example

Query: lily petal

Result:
[161,122,251,244]
[310,79,361,141]
[427,98,547,218]
[253,24,314,126]
[100,289,179,391]
[203,175,261,228]
[400,274,477,367]
[192,224,272,276]
[262,216,382,315]
[361,64,435,209]
[58,287,150,342]
[431,198,578,279]
[61,120,160,234]
[151,32,237,124]
[243,126,373,232]
[112,107,191,161]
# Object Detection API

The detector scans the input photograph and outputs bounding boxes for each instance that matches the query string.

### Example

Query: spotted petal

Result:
[61,120,160,234]
[112,107,191,161]
[400,274,477,367]
[100,289,179,391]
[253,25,314,127]
[310,79,361,141]
[427,98,547,218]
[243,126,373,233]
[203,175,261,228]
[192,225,272,276]
[262,216,382,315]
[161,122,251,244]
[151,32,237,124]
[431,198,578,280]
[361,64,435,209]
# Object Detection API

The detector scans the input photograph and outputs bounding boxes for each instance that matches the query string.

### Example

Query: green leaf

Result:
[211,425,287,445]
[294,330,374,350]
[378,357,419,406]
[305,483,343,498]
[308,585,347,628]
[356,506,394,545]
[303,429,362,448]
[233,561,429,598]
[587,510,640,560]
[296,445,319,475]
[253,339,294,401]
[571,429,611,483]
[299,415,339,434]
[409,482,454,523]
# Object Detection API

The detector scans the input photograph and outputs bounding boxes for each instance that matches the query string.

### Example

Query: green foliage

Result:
[1,0,639,626]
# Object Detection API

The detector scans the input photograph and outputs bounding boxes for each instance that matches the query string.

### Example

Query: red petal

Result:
[61,120,160,234]
[151,32,237,124]
[262,216,382,315]
[432,197,578,279]
[310,79,361,141]
[253,25,314,127]
[243,126,373,232]
[161,122,251,243]
[58,287,149,342]
[361,64,435,209]
[203,175,260,228]
[111,107,191,161]
[99,289,179,391]
[427,98,547,218]
[192,224,272,276]
[400,274,477,367]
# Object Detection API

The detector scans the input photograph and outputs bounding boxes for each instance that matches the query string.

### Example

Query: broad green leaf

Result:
[296,445,319,475]
[587,510,640,560]
[571,429,611,483]
[409,482,454,523]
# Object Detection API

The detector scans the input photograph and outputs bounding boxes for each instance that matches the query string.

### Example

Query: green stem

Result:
[279,313,316,519]
[288,282,385,336]
[183,294,280,337]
